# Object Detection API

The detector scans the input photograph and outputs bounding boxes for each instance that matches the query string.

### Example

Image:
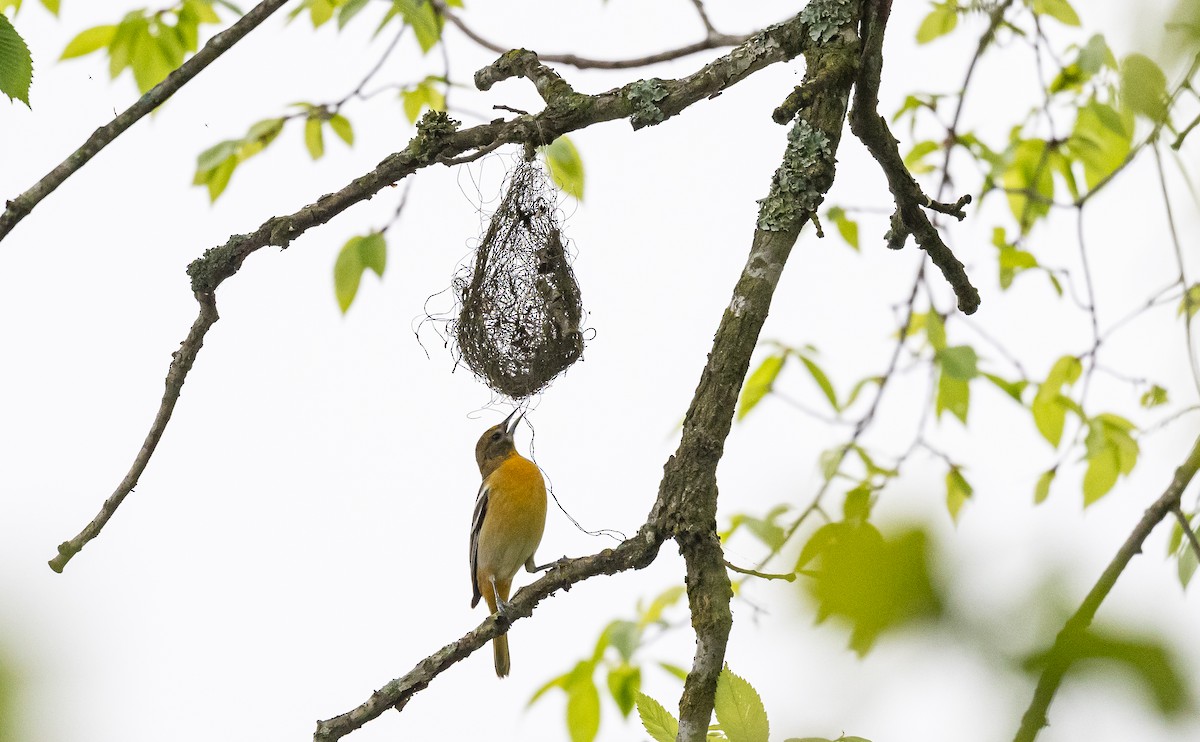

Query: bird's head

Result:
[475,408,523,477]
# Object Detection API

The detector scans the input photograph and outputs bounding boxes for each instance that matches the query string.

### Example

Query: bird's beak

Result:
[502,408,524,435]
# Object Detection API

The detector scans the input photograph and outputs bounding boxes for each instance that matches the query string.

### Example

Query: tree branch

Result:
[49,292,220,572]
[43,9,815,571]
[1013,433,1200,742]
[846,0,980,314]
[0,0,291,245]
[313,528,663,741]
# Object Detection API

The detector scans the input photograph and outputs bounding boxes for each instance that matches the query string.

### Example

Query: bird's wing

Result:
[469,481,489,608]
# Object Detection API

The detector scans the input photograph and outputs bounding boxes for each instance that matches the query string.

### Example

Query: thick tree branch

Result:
[846,0,980,314]
[0,0,291,245]
[1013,433,1200,742]
[436,2,750,70]
[49,293,220,572]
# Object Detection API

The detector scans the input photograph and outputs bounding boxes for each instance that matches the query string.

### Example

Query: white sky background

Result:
[2,1,1199,741]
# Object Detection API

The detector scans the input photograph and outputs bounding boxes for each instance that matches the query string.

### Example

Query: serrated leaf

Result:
[542,135,585,200]
[60,24,117,59]
[304,116,325,159]
[637,692,679,742]
[329,113,354,145]
[916,3,957,44]
[1034,467,1056,504]
[714,667,769,742]
[738,353,786,420]
[0,12,32,106]
[945,467,972,523]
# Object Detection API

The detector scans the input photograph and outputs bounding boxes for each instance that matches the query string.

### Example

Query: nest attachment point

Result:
[453,157,585,399]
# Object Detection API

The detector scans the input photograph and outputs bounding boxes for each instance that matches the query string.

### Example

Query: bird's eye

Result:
[491,432,502,441]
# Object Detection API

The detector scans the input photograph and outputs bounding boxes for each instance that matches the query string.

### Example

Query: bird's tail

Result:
[492,634,510,678]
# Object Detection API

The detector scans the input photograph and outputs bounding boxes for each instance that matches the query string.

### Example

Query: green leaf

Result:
[1031,356,1081,446]
[304,116,325,159]
[394,0,441,53]
[937,345,978,380]
[936,372,970,423]
[1002,138,1054,231]
[1034,467,1056,504]
[659,662,689,682]
[826,206,859,250]
[916,3,957,44]
[798,354,839,410]
[1120,53,1168,123]
[337,0,371,28]
[1178,541,1198,589]
[334,232,388,313]
[0,12,32,106]
[1140,384,1169,409]
[328,113,354,145]
[310,0,334,27]
[1068,100,1132,191]
[904,139,940,174]
[1033,0,1080,26]
[636,693,679,742]
[39,0,59,14]
[529,673,569,707]
[983,372,1028,403]
[945,467,972,523]
[566,674,601,742]
[924,311,946,351]
[203,156,237,201]
[606,664,641,718]
[1178,284,1200,319]
[738,353,786,420]
[1083,444,1120,505]
[639,585,686,628]
[714,667,769,742]
[542,135,586,200]
[607,620,640,662]
[60,24,117,59]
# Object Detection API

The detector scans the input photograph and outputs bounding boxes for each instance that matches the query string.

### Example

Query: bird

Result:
[469,408,548,677]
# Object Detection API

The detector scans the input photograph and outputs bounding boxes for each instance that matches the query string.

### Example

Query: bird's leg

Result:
[490,576,515,621]
[526,554,567,573]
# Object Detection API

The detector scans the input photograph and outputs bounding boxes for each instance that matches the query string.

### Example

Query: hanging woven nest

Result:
[452,156,585,399]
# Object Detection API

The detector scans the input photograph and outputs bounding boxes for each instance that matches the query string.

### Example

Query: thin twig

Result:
[689,0,717,35]
[1153,145,1200,397]
[724,560,796,582]
[0,0,291,244]
[437,2,750,70]
[1013,433,1200,742]
[1171,503,1200,563]
[49,294,221,572]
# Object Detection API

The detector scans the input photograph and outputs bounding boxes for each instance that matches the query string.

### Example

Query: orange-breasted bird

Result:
[469,409,548,677]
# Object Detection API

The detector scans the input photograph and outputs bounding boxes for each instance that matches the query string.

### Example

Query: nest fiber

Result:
[454,158,584,399]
